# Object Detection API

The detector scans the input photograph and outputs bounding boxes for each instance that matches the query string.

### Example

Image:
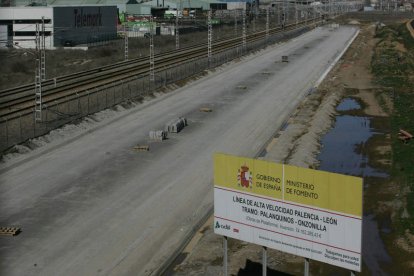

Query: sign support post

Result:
[304,258,310,276]
[351,271,356,276]
[223,236,228,276]
[262,246,267,276]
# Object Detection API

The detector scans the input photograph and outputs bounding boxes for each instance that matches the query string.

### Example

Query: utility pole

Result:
[277,3,280,26]
[305,4,308,24]
[329,0,332,17]
[34,23,42,122]
[40,16,46,81]
[124,24,128,60]
[234,9,237,36]
[149,16,155,83]
[207,9,212,66]
[252,17,256,33]
[175,11,179,49]
[295,0,298,25]
[242,9,246,51]
[285,0,289,24]
[266,7,269,41]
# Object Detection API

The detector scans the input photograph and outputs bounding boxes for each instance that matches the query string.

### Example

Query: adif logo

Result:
[238,164,252,189]
[215,221,230,230]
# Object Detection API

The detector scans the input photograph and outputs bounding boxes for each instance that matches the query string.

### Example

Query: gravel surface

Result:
[0,26,358,276]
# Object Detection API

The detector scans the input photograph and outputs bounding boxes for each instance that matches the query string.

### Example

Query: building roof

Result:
[141,0,228,9]
[14,0,136,5]
[14,0,242,6]
[13,0,251,9]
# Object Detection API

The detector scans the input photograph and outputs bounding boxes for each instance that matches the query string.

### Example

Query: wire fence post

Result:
[65,96,69,114]
[5,119,8,148]
[77,92,80,115]
[164,68,167,86]
[120,80,124,101]
[33,111,36,137]
[19,114,23,142]
[87,91,90,115]
[113,85,115,105]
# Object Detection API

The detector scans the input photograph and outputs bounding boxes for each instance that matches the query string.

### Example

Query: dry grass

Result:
[0,20,273,91]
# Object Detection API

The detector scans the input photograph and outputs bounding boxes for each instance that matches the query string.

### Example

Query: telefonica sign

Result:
[74,8,102,28]
[214,153,363,271]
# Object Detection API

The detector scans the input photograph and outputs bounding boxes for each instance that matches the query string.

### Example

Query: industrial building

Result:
[0,0,254,48]
[2,0,251,13]
[0,6,118,48]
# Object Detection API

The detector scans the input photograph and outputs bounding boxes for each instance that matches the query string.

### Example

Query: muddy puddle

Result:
[317,97,391,275]
[319,98,387,178]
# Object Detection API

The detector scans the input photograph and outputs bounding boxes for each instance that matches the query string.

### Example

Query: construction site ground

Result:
[2,14,414,276]
[168,17,414,276]
[0,26,359,276]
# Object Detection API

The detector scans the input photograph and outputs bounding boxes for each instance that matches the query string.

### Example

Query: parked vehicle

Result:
[164,10,183,19]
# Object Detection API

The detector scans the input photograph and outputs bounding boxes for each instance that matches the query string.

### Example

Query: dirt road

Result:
[0,26,358,275]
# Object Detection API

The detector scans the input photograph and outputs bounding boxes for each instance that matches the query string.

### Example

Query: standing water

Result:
[318,98,391,275]
[319,98,387,177]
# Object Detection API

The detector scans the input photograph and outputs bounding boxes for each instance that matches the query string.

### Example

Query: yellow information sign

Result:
[214,153,362,216]
[214,153,363,271]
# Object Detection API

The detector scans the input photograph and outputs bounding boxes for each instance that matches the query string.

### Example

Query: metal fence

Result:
[0,25,312,153]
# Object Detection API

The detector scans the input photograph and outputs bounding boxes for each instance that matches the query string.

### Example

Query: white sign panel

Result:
[214,153,363,271]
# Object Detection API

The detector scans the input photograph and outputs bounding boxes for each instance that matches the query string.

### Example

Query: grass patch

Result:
[397,23,414,50]
[372,23,414,234]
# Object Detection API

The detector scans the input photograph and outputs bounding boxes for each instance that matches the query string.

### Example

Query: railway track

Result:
[0,43,206,102]
[0,30,253,104]
[0,19,320,121]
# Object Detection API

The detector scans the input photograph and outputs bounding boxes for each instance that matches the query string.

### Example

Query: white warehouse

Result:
[0,6,118,49]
